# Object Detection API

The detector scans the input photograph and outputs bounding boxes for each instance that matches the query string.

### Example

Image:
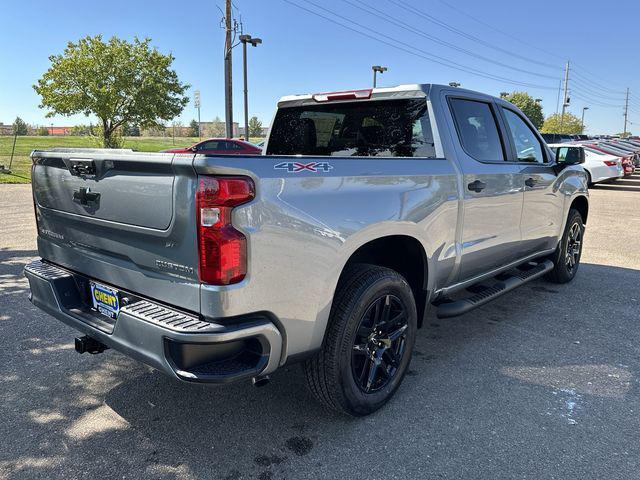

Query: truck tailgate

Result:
[31,149,201,313]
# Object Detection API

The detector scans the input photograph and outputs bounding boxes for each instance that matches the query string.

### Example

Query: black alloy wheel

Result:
[351,294,409,393]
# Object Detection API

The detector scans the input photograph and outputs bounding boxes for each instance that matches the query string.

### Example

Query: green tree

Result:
[37,127,49,136]
[34,35,189,148]
[189,119,200,137]
[206,116,225,138]
[70,124,92,136]
[13,117,28,135]
[248,116,263,138]
[123,123,141,136]
[500,91,544,129]
[617,131,633,138]
[541,113,583,135]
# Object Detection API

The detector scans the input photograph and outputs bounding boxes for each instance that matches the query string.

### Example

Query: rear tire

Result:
[545,209,584,284]
[304,264,417,416]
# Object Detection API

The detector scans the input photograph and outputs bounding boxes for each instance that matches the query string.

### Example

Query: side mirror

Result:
[190,145,198,152]
[555,146,585,166]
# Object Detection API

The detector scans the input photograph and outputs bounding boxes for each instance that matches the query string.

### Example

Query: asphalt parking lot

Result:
[1,176,640,480]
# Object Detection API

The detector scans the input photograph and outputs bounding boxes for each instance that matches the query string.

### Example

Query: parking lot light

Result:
[372,65,388,88]
[240,35,262,141]
[581,107,589,134]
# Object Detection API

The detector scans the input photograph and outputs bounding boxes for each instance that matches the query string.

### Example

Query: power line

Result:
[571,92,621,109]
[626,94,640,110]
[283,0,557,90]
[436,0,628,94]
[570,87,624,107]
[570,70,625,95]
[341,0,559,80]
[570,78,626,102]
[437,0,563,61]
[387,0,558,70]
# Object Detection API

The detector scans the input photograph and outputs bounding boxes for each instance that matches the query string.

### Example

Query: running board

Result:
[435,260,554,319]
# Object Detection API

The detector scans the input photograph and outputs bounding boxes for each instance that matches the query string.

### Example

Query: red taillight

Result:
[196,176,255,285]
[603,160,618,166]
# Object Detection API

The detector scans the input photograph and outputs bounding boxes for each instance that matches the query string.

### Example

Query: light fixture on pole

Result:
[240,34,262,141]
[372,65,387,88]
[581,106,589,134]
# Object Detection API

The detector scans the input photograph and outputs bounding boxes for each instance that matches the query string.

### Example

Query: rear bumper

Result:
[24,259,283,383]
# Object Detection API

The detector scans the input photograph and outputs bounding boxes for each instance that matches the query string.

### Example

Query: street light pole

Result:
[242,39,248,141]
[240,34,262,142]
[581,107,589,134]
[372,65,387,88]
[560,60,570,133]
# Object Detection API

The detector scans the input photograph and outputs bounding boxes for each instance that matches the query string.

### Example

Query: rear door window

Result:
[449,98,505,162]
[198,141,221,151]
[223,141,243,151]
[501,108,545,163]
[266,99,436,158]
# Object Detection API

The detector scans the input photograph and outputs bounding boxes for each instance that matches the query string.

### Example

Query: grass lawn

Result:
[0,136,263,184]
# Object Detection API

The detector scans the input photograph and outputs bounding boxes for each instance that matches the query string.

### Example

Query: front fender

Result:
[557,165,589,234]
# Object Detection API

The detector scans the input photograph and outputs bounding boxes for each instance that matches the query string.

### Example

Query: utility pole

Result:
[623,87,630,137]
[560,60,570,133]
[224,0,234,138]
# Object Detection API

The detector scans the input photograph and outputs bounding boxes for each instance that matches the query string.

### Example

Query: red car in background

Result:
[163,138,262,155]
[585,144,635,177]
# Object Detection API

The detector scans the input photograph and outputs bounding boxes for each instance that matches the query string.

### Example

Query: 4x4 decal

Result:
[274,161,333,173]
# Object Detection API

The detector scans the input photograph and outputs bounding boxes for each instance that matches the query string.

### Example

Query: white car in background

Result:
[549,143,623,185]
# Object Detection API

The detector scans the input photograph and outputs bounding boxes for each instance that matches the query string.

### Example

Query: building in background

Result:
[237,125,269,138]
[47,126,72,136]
[0,123,14,135]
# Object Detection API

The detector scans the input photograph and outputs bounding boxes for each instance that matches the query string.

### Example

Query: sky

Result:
[2,0,640,135]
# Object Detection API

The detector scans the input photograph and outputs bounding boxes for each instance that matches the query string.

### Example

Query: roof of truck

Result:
[277,84,497,107]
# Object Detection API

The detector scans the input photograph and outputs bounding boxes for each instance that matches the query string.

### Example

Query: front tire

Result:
[545,208,585,283]
[304,264,417,416]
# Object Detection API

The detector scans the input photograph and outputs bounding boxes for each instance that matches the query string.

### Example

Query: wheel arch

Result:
[570,195,589,224]
[335,235,430,328]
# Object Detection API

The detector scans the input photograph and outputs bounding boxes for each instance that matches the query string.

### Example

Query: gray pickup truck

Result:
[25,84,588,416]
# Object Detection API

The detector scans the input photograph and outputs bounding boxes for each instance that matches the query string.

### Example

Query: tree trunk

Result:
[101,119,121,148]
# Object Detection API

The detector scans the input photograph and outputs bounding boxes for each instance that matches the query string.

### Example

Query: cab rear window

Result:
[266,99,436,158]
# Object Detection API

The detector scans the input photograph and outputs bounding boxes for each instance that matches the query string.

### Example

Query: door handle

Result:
[467,180,486,193]
[525,177,537,188]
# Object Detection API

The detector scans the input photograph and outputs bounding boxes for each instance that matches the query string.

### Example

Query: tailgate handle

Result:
[69,159,96,177]
[73,187,100,206]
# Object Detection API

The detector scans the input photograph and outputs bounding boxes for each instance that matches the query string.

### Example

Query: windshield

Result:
[266,98,436,158]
